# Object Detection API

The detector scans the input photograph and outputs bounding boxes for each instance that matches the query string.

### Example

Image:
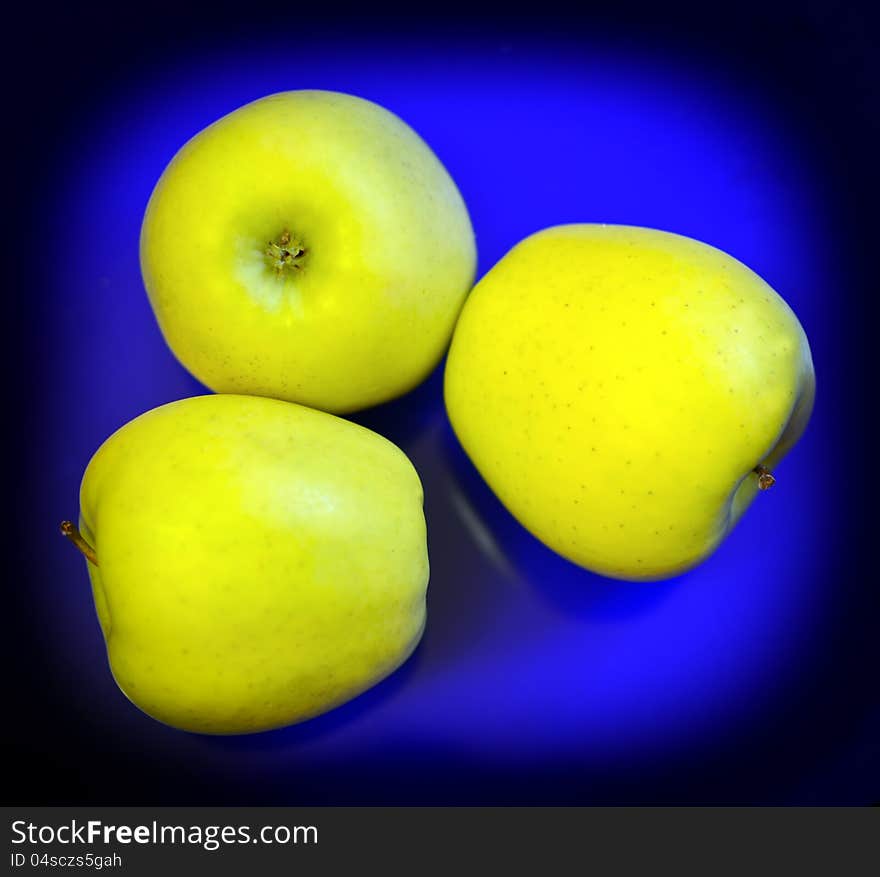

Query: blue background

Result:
[13,10,878,803]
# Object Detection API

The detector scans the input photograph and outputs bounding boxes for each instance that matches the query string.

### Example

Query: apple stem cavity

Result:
[60,521,98,566]
[265,228,307,276]
[754,465,776,491]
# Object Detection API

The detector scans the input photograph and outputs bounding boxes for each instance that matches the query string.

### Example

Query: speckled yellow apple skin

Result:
[140,90,476,414]
[78,394,428,734]
[445,225,814,581]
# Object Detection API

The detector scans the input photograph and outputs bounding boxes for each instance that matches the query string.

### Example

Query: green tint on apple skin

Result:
[445,224,813,581]
[62,90,813,734]
[67,394,428,735]
[140,89,477,415]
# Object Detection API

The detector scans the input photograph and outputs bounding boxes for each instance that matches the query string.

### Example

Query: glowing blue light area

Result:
[37,35,845,799]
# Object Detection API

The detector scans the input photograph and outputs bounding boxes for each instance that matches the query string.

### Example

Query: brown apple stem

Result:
[265,228,307,275]
[60,521,98,565]
[754,465,776,491]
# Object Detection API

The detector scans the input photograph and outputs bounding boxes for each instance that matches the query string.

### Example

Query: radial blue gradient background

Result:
[20,30,874,803]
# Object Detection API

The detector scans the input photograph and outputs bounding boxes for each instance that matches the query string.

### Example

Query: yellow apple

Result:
[445,225,814,581]
[62,394,428,734]
[140,90,476,413]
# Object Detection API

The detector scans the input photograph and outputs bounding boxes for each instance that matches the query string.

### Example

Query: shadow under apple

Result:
[437,420,681,622]
[193,639,426,752]
[347,361,445,451]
